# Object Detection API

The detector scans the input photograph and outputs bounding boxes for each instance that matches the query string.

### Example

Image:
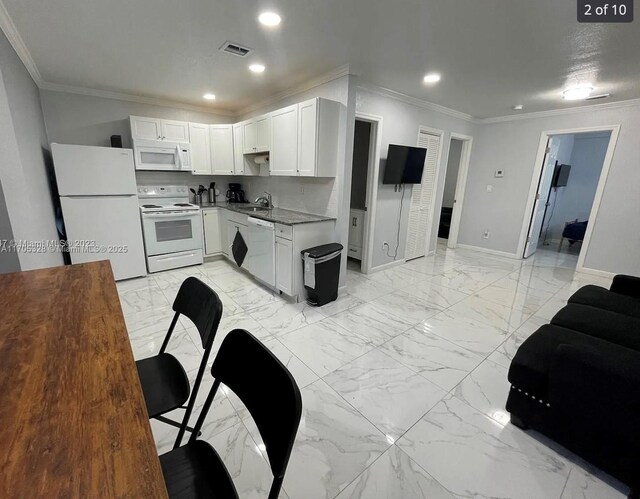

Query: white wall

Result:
[459,104,640,275]
[442,139,463,208]
[0,30,62,271]
[40,90,230,149]
[355,86,477,268]
[545,133,610,241]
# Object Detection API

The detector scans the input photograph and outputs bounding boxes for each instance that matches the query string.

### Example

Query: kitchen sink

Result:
[239,206,270,212]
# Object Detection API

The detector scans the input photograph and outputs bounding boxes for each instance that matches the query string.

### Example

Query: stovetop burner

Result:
[142,204,162,208]
[173,203,192,207]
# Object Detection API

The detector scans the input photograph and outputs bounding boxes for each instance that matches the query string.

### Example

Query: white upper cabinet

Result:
[210,125,235,175]
[233,123,245,175]
[130,116,162,140]
[242,115,271,153]
[130,116,189,142]
[298,98,341,177]
[189,123,212,175]
[255,116,270,152]
[161,120,190,142]
[269,105,298,176]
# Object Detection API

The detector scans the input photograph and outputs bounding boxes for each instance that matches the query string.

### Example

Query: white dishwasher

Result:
[247,217,276,286]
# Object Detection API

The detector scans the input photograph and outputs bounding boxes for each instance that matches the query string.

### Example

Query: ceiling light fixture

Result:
[513,104,523,110]
[562,85,594,101]
[258,12,281,27]
[249,64,266,73]
[423,73,441,84]
[203,93,216,100]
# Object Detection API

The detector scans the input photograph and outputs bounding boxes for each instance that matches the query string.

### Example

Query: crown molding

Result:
[39,81,236,116]
[237,64,352,117]
[478,97,640,124]
[0,0,42,84]
[356,81,477,123]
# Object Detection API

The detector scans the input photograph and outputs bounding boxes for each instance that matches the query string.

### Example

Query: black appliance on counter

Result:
[226,183,247,203]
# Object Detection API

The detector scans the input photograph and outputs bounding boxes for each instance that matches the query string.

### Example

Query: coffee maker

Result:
[226,183,247,203]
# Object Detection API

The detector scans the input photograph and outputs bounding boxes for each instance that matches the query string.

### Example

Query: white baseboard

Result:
[575,265,616,279]
[368,258,406,274]
[456,244,522,260]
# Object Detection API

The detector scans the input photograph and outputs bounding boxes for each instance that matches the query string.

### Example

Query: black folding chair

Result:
[159,329,303,499]
[136,276,223,449]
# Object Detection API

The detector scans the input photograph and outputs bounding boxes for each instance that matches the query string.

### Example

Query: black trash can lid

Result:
[301,243,343,259]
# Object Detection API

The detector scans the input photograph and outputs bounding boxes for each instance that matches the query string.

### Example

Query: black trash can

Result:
[301,243,343,306]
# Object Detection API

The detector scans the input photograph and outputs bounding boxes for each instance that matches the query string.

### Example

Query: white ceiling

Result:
[3,0,640,118]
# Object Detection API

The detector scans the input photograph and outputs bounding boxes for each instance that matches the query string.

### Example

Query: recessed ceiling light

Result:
[562,85,594,100]
[423,73,441,84]
[513,104,523,110]
[249,64,266,73]
[203,93,216,100]
[258,12,281,27]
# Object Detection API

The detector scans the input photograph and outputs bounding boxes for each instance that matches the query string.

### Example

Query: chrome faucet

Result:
[254,191,272,208]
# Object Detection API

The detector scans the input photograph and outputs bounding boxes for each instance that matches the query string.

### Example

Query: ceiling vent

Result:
[219,41,253,57]
[586,93,611,101]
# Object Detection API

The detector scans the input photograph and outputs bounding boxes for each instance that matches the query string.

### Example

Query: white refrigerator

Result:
[52,143,147,280]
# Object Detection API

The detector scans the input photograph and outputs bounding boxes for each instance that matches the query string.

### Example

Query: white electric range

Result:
[138,185,203,273]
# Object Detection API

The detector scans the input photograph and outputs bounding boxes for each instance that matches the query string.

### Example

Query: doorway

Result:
[348,114,382,274]
[520,126,620,270]
[436,133,473,249]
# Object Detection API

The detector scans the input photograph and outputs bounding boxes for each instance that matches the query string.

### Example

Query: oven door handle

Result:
[143,211,200,219]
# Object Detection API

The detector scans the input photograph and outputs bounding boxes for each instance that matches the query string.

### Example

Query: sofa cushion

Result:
[569,285,640,319]
[551,303,640,351]
[508,324,611,397]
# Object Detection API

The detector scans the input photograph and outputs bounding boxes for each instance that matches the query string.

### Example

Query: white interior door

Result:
[524,137,557,258]
[405,131,440,261]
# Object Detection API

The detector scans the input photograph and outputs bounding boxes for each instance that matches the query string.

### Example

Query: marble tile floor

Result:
[118,244,628,498]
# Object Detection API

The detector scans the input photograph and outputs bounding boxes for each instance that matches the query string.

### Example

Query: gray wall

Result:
[0,178,20,273]
[458,105,640,275]
[546,133,610,240]
[442,139,463,208]
[40,90,231,149]
[0,30,62,271]
[355,86,477,269]
[350,120,371,210]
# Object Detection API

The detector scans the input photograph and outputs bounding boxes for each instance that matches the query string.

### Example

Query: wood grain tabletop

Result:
[0,261,168,498]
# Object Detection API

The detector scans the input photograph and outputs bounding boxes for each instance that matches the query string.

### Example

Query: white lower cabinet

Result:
[202,209,222,255]
[275,236,294,296]
[348,209,365,260]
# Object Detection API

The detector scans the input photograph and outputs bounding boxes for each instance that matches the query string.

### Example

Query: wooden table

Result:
[0,261,168,498]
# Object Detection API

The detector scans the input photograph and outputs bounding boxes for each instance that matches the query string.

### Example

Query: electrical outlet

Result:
[482,230,490,239]
[382,241,389,250]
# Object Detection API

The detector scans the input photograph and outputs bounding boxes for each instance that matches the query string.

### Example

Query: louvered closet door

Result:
[405,131,440,261]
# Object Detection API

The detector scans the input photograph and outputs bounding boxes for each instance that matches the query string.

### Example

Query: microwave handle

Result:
[175,144,182,169]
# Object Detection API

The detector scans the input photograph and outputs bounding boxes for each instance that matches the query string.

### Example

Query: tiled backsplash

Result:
[135,171,338,218]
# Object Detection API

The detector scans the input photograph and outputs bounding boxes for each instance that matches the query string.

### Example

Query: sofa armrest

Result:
[548,341,640,438]
[610,275,640,299]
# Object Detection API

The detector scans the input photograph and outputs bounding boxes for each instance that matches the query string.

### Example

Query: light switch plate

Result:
[486,184,493,192]
[494,169,504,178]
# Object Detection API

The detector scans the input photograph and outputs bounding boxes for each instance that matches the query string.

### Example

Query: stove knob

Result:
[143,188,148,193]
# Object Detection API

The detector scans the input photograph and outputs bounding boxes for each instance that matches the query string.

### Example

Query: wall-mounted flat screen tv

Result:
[552,163,571,187]
[382,145,427,184]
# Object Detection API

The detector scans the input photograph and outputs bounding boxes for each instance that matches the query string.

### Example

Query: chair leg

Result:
[154,415,202,436]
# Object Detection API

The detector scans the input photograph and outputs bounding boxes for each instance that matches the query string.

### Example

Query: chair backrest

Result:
[172,276,223,350]
[191,329,302,498]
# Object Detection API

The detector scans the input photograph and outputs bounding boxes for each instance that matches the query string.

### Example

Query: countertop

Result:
[198,201,336,226]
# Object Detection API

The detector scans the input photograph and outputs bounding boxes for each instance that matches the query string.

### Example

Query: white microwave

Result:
[133,139,191,171]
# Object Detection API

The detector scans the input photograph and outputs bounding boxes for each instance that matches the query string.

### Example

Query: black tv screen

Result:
[382,145,427,184]
[552,163,571,187]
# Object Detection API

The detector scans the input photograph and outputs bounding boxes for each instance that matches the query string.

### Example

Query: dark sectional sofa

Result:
[506,275,640,496]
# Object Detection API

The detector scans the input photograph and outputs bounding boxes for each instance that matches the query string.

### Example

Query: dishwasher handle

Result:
[247,216,274,229]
